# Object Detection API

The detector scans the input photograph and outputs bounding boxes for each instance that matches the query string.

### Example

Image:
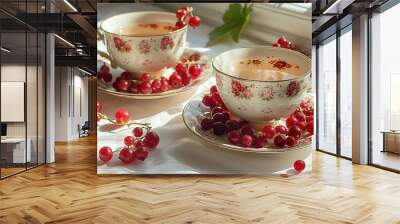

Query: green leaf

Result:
[207,3,253,46]
[223,4,243,23]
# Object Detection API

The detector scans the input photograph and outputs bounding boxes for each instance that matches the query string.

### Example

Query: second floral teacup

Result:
[100,11,187,77]
[213,47,311,127]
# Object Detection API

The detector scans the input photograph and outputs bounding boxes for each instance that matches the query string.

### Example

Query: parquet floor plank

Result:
[0,135,400,223]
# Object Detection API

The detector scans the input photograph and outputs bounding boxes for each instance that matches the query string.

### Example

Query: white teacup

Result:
[213,47,311,127]
[100,11,187,77]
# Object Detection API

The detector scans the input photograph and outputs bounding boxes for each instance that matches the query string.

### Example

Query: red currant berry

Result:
[133,127,143,137]
[275,125,288,135]
[143,132,160,149]
[175,20,186,29]
[181,73,192,86]
[188,16,201,28]
[119,147,135,164]
[241,134,253,147]
[188,64,202,79]
[102,72,113,82]
[285,136,297,147]
[306,121,314,135]
[200,117,213,130]
[160,77,170,92]
[212,112,230,124]
[134,140,144,148]
[300,100,309,109]
[211,107,224,116]
[211,93,223,105]
[114,78,129,92]
[227,130,241,144]
[288,125,302,140]
[134,147,149,161]
[124,136,135,146]
[240,125,256,138]
[225,120,240,132]
[262,125,276,139]
[294,160,305,172]
[176,8,188,19]
[151,79,161,92]
[293,110,306,122]
[277,36,289,48]
[303,107,314,116]
[306,115,314,123]
[139,82,152,94]
[297,121,306,131]
[128,83,139,94]
[274,134,287,148]
[212,122,226,135]
[140,72,151,83]
[202,95,216,108]
[168,72,183,89]
[99,146,113,162]
[100,63,110,74]
[253,136,266,148]
[210,85,218,95]
[175,63,187,75]
[286,116,298,128]
[115,109,130,124]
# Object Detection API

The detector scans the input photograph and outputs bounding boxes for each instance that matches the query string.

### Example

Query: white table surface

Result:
[97,4,313,175]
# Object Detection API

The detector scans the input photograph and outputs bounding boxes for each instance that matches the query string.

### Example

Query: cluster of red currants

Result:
[272,36,296,50]
[99,128,159,164]
[261,100,313,148]
[200,86,314,149]
[97,104,160,164]
[97,56,205,94]
[175,6,201,29]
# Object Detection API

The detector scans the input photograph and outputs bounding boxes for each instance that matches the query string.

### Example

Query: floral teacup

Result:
[213,47,311,127]
[100,11,187,77]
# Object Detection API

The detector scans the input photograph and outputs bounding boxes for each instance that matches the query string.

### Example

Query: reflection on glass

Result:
[318,37,337,154]
[1,31,27,177]
[340,28,352,158]
[371,4,400,171]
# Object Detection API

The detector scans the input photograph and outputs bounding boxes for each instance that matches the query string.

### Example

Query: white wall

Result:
[54,67,89,141]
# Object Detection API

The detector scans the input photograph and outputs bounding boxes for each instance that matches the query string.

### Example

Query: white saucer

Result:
[97,48,211,99]
[182,92,313,154]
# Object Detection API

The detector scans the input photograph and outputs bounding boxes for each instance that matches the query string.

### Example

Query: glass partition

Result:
[0,1,46,179]
[339,27,352,158]
[317,35,337,154]
[370,4,400,171]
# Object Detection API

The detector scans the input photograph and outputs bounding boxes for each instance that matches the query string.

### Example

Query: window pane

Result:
[318,36,337,154]
[371,4,400,171]
[340,28,352,158]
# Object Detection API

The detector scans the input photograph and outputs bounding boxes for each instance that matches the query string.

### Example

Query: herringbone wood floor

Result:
[1,135,400,224]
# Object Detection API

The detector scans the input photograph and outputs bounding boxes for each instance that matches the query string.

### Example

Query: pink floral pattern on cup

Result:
[260,86,275,101]
[138,40,151,54]
[113,37,131,52]
[286,80,300,97]
[231,80,253,99]
[160,36,175,50]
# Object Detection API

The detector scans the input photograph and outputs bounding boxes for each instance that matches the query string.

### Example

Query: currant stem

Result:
[97,112,152,129]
